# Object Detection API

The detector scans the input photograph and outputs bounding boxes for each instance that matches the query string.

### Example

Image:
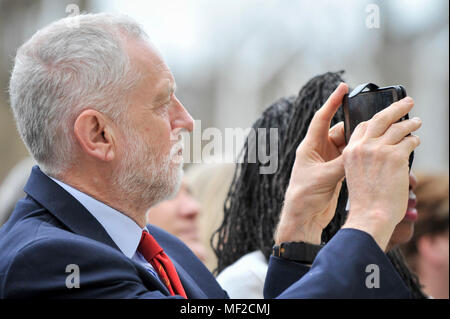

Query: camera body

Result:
[342,82,414,169]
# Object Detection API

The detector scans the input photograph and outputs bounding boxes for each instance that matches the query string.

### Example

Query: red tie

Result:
[137,230,187,298]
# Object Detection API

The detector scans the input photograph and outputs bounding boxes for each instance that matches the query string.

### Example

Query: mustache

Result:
[170,140,184,156]
[169,135,185,164]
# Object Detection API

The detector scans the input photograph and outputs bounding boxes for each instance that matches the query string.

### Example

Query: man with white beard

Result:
[0,13,421,299]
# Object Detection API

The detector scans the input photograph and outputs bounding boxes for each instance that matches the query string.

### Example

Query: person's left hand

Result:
[275,83,348,245]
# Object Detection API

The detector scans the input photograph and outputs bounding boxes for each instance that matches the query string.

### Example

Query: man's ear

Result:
[74,109,116,162]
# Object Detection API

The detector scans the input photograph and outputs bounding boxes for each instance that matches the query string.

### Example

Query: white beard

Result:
[113,124,183,210]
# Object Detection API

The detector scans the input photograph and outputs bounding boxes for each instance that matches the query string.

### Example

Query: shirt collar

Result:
[48,176,145,258]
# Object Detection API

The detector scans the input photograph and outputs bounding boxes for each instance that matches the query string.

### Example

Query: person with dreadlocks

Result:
[213,71,427,298]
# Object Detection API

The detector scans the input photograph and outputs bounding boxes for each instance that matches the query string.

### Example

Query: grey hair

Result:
[9,13,148,176]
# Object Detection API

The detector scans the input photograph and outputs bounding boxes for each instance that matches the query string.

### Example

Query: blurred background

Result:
[0,0,448,181]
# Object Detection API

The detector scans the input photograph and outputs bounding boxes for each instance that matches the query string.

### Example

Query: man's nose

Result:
[171,96,194,132]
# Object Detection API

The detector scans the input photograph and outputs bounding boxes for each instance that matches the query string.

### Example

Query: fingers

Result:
[394,134,421,156]
[365,97,414,138]
[382,117,422,145]
[308,83,348,141]
[323,155,345,182]
[349,120,369,144]
[329,121,345,149]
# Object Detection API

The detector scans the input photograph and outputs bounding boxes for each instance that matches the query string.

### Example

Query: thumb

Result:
[323,155,345,184]
[307,83,348,142]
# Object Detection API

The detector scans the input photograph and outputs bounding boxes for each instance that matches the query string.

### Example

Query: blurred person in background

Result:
[213,71,426,298]
[146,179,207,262]
[401,173,449,299]
[184,163,235,272]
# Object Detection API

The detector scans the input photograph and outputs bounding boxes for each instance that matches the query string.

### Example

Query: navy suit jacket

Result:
[0,166,410,298]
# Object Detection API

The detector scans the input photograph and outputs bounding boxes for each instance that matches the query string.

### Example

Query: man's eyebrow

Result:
[154,81,176,103]
[169,82,177,95]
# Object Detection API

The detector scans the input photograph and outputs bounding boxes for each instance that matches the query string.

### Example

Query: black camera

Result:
[342,83,414,169]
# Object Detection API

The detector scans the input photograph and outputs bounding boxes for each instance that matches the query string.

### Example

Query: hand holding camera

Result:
[342,94,421,251]
[277,82,421,252]
[276,83,348,246]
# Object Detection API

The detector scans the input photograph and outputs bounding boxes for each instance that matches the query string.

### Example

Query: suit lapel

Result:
[129,253,205,298]
[168,254,208,299]
[148,226,212,299]
[130,259,172,296]
[24,166,120,251]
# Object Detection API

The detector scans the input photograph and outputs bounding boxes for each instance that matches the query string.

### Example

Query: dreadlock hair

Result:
[211,94,296,272]
[212,71,426,298]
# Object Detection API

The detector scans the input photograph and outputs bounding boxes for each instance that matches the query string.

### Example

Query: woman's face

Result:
[387,172,418,250]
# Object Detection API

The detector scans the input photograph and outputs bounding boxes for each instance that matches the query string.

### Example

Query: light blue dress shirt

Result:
[49,176,161,282]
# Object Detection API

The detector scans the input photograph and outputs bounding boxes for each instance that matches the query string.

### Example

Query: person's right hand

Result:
[342,97,422,251]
